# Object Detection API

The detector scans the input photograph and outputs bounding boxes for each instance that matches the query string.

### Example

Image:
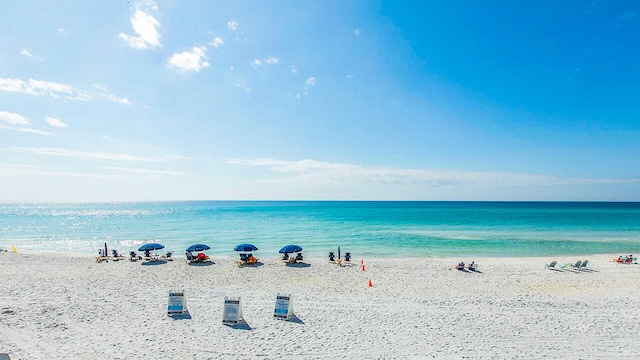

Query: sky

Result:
[1,0,640,201]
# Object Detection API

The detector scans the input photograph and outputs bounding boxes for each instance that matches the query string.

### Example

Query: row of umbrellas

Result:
[137,243,302,254]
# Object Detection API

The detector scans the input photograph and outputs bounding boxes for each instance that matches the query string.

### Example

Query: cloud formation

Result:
[167,46,210,72]
[209,37,224,47]
[228,158,640,187]
[45,117,68,128]
[0,77,131,104]
[20,49,33,58]
[306,77,316,86]
[228,20,238,31]
[10,147,169,162]
[119,1,161,49]
[0,111,30,126]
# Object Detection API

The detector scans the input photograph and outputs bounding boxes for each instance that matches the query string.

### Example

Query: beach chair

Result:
[579,259,589,270]
[162,251,174,261]
[96,249,108,263]
[111,249,125,260]
[239,253,248,262]
[344,252,351,262]
[129,251,140,261]
[544,260,558,270]
[328,252,335,262]
[186,251,197,263]
[281,253,289,261]
[143,250,153,260]
[456,261,465,270]
[571,260,582,269]
[295,252,303,261]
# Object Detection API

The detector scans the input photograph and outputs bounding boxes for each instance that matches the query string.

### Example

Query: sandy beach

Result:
[1,251,639,359]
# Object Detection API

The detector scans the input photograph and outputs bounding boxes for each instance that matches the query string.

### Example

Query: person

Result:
[468,261,475,271]
[457,261,465,270]
[197,252,207,261]
[626,255,634,263]
[247,253,256,263]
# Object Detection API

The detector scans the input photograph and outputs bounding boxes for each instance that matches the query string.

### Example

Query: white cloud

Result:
[209,36,224,47]
[20,49,33,58]
[119,1,161,50]
[167,46,210,72]
[0,111,30,126]
[354,29,361,35]
[103,166,186,176]
[45,116,68,128]
[228,20,238,31]
[227,158,640,187]
[252,57,279,68]
[10,147,169,162]
[0,77,131,105]
[0,124,55,137]
[57,28,65,33]
[290,65,298,74]
[346,74,354,79]
[306,77,316,86]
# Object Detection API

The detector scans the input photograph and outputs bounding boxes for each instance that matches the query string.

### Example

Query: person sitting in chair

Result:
[197,252,208,261]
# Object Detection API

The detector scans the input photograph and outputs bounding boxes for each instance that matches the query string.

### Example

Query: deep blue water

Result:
[1,201,639,257]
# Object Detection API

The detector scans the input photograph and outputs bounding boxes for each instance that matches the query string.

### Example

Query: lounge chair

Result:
[111,249,125,261]
[186,251,197,263]
[96,249,109,263]
[239,253,248,261]
[295,252,303,261]
[281,253,289,261]
[129,251,140,261]
[456,261,465,270]
[579,259,589,270]
[162,251,174,261]
[328,252,335,262]
[544,260,558,270]
[143,250,153,260]
[571,260,582,269]
[344,252,351,262]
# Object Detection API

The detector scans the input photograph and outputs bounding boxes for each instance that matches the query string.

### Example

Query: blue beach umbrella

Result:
[234,243,258,252]
[138,243,165,251]
[186,244,211,252]
[279,244,302,254]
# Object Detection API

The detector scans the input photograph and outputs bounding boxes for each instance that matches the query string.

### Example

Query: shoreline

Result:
[1,251,639,358]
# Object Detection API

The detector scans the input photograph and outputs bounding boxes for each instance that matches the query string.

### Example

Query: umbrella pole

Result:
[338,245,340,260]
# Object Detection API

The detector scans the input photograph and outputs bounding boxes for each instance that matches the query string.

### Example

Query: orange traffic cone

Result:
[368,278,373,287]
[361,264,365,271]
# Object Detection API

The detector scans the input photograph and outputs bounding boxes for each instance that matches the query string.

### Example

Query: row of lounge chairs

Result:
[328,251,351,262]
[545,260,590,271]
[282,252,303,263]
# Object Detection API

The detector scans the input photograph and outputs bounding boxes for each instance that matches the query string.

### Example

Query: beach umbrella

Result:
[138,243,165,251]
[234,243,258,252]
[186,244,210,252]
[279,244,303,254]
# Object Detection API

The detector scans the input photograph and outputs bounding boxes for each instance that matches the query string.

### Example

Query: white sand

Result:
[1,252,639,359]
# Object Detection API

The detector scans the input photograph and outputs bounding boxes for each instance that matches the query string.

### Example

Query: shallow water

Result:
[1,201,639,257]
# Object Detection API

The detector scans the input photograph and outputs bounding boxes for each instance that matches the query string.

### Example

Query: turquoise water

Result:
[1,201,639,257]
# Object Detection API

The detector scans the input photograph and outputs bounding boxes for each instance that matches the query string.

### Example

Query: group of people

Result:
[615,255,636,264]
[456,261,478,272]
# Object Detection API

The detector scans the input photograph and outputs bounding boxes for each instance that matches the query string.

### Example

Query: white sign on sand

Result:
[274,293,294,320]
[167,291,187,316]
[222,296,243,324]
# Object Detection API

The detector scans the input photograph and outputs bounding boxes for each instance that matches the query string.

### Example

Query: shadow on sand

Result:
[285,262,311,268]
[169,311,192,320]
[224,320,252,330]
[141,259,168,266]
[188,261,215,266]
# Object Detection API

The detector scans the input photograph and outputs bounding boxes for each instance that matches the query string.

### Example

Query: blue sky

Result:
[1,0,639,201]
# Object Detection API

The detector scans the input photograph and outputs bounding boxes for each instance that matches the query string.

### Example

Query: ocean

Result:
[1,201,639,258]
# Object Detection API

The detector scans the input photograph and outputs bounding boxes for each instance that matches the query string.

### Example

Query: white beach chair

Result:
[544,260,558,270]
